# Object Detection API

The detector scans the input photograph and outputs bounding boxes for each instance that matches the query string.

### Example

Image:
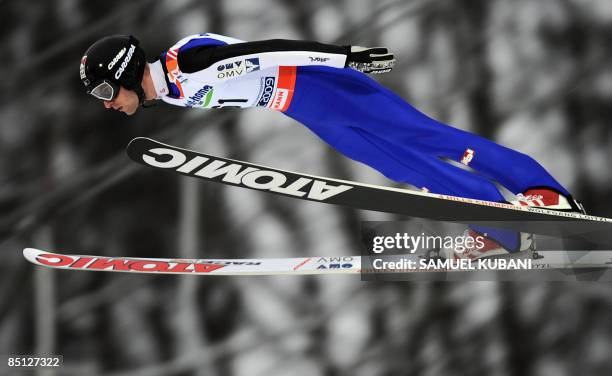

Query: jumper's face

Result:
[103,86,139,115]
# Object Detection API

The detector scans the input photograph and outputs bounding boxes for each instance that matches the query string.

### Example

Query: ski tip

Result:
[23,248,43,265]
[126,137,157,161]
[126,137,149,149]
[126,137,169,158]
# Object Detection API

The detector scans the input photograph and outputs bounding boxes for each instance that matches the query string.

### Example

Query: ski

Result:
[23,248,612,276]
[24,248,360,276]
[126,137,612,241]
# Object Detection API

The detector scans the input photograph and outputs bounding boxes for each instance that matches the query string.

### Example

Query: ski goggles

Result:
[86,79,120,101]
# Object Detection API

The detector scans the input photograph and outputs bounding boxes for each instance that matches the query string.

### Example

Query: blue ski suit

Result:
[149,33,572,250]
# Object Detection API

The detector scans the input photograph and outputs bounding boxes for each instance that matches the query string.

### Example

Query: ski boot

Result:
[447,229,536,260]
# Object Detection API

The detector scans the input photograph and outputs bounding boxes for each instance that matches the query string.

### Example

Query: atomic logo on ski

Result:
[29,251,225,274]
[134,144,353,201]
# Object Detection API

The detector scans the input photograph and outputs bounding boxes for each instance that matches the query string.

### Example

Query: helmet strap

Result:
[142,100,157,108]
[135,82,157,108]
[134,84,146,106]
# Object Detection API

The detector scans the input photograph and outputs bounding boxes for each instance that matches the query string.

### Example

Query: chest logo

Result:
[185,85,214,108]
[245,58,260,73]
[257,77,276,107]
[217,58,260,79]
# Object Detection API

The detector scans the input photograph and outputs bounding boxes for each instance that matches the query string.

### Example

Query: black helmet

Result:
[80,35,146,103]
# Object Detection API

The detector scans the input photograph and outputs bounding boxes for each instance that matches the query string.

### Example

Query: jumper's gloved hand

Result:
[346,46,395,74]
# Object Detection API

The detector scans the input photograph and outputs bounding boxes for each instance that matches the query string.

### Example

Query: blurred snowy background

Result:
[2,0,612,375]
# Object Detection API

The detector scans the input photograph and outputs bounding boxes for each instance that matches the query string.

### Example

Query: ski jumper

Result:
[150,33,571,214]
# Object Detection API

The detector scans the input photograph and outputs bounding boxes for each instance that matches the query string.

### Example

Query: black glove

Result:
[346,46,395,74]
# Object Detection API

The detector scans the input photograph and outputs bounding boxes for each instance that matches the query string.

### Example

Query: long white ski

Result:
[23,248,612,276]
[24,248,360,276]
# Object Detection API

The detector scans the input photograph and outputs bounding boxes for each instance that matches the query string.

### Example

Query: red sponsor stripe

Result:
[164,51,185,98]
[277,66,296,112]
[175,82,185,98]
[293,258,311,270]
